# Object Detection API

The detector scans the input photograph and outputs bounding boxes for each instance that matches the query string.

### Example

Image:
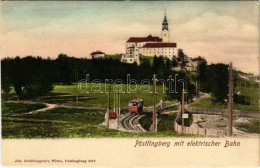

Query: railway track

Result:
[119,101,177,132]
[120,113,146,132]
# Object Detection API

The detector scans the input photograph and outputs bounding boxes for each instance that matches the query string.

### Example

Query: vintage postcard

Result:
[0,1,259,167]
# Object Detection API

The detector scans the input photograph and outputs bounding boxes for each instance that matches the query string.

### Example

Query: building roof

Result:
[192,56,204,61]
[163,14,168,23]
[162,13,169,31]
[127,35,162,43]
[142,43,177,48]
[90,51,105,55]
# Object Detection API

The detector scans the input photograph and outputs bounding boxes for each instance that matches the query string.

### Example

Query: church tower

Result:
[162,13,169,43]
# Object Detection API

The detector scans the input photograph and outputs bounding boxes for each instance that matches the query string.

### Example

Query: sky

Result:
[0,1,259,74]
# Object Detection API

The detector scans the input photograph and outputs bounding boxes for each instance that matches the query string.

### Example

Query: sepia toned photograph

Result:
[1,1,259,167]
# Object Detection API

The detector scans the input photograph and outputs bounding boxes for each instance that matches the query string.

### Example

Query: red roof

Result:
[127,35,162,43]
[90,51,105,55]
[142,43,177,48]
[192,56,204,61]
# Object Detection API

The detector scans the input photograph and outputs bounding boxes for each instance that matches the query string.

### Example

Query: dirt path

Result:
[27,103,57,114]
[189,92,210,105]
[3,103,58,117]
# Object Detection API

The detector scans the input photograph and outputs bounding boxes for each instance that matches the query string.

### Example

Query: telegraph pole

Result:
[105,83,110,130]
[114,90,116,112]
[117,87,119,115]
[228,62,233,136]
[182,89,185,134]
[117,87,120,128]
[76,69,78,106]
[152,74,156,132]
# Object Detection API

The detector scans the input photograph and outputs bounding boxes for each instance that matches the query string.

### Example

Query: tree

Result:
[1,58,12,94]
[152,56,159,74]
[138,58,152,81]
[12,57,24,101]
[207,64,229,103]
[171,55,178,68]
[166,71,196,103]
[197,59,208,92]
[1,56,56,100]
[156,56,165,79]
[162,58,172,80]
[177,49,187,69]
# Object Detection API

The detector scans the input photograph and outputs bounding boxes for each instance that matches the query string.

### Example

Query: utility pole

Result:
[182,89,185,134]
[117,87,120,128]
[76,69,78,106]
[228,62,233,136]
[117,87,119,115]
[119,91,121,117]
[114,90,116,112]
[152,74,156,132]
[244,81,246,105]
[105,83,110,130]
[118,89,121,126]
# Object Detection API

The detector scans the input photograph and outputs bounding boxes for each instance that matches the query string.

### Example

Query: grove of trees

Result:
[1,53,233,104]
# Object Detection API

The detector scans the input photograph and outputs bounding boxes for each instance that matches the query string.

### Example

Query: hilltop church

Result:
[121,14,178,65]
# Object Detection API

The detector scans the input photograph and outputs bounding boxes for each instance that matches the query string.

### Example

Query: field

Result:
[2,79,258,138]
[139,112,192,132]
[189,85,259,112]
[162,105,178,112]
[36,83,169,108]
[2,83,183,138]
[2,102,46,115]
[2,105,195,138]
[157,113,177,132]
[2,83,169,108]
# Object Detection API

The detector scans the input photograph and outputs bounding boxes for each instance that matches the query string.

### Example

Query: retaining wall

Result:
[173,107,253,137]
[186,107,258,118]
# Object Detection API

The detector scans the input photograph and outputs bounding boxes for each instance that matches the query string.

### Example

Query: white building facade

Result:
[121,35,162,65]
[121,14,178,65]
[139,43,177,60]
[90,51,106,59]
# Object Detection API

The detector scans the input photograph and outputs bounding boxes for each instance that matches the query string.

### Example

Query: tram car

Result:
[128,99,143,115]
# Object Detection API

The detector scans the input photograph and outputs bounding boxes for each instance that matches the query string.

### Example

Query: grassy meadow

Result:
[189,85,259,112]
[2,102,46,115]
[2,82,181,138]
[1,76,258,138]
[2,83,170,108]
[2,106,194,138]
[40,83,169,108]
